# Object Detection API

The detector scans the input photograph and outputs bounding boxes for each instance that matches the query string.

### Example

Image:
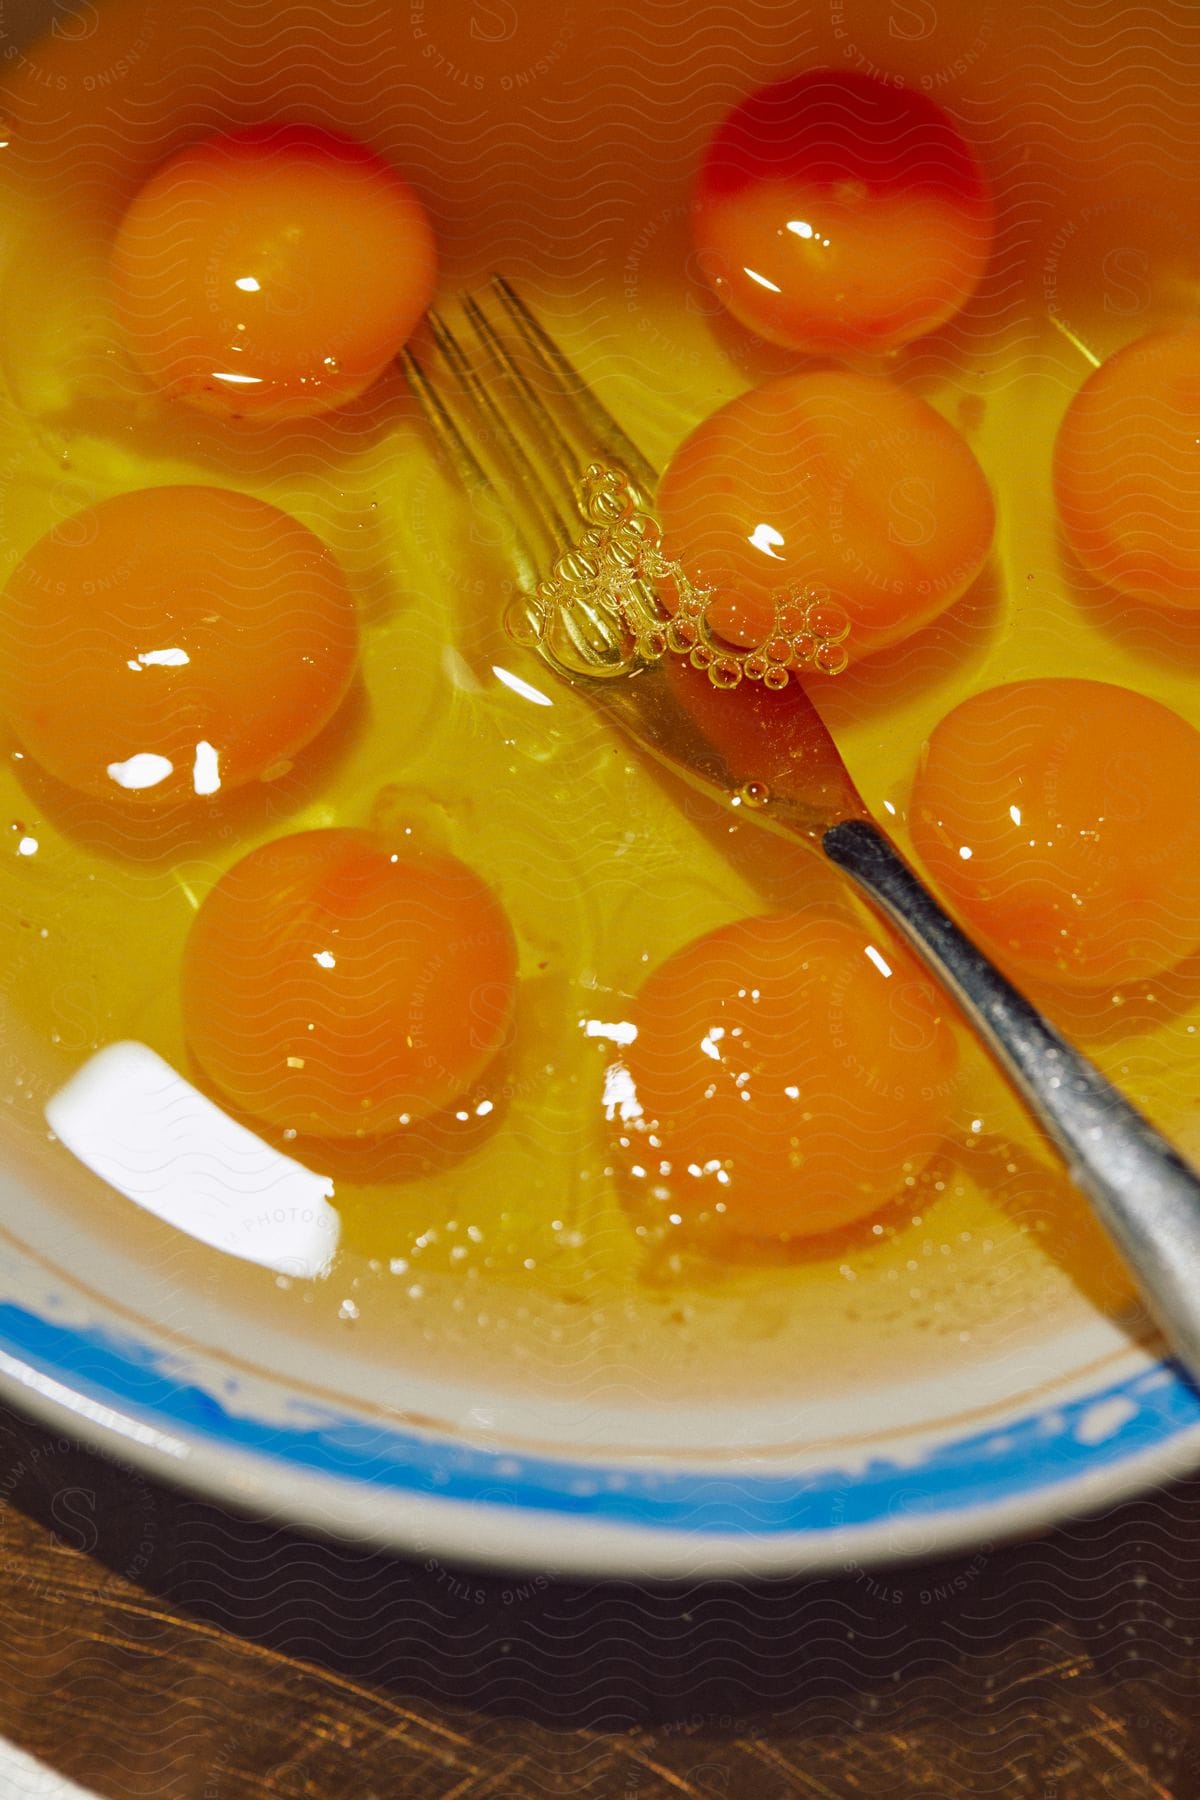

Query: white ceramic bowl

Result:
[1,0,1198,1577]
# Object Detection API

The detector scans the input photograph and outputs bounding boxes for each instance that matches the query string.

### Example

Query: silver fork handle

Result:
[824,818,1200,1379]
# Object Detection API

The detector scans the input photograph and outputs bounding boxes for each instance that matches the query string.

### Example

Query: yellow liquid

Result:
[0,0,1196,1431]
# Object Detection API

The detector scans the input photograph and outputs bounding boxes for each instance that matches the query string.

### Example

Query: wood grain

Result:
[1,1404,1199,1797]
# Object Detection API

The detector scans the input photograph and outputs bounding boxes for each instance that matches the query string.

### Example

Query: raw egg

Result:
[1053,328,1200,608]
[692,70,994,352]
[0,485,358,807]
[182,829,519,1138]
[657,370,994,659]
[618,910,958,1240]
[910,678,1200,987]
[110,124,437,420]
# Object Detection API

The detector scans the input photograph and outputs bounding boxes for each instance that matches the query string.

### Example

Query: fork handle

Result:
[823,817,1200,1381]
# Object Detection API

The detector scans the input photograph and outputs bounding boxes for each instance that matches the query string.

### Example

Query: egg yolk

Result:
[110,124,437,420]
[657,370,994,660]
[692,70,993,353]
[0,485,358,806]
[1053,328,1200,608]
[619,911,958,1241]
[910,678,1200,987]
[181,829,519,1137]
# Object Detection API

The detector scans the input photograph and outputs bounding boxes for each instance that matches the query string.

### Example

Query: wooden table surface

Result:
[1,1399,1197,1798]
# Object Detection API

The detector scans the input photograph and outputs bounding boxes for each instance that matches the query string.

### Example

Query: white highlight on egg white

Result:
[192,740,221,796]
[583,1019,638,1047]
[492,665,554,708]
[45,1041,339,1277]
[107,751,173,790]
[602,1062,643,1123]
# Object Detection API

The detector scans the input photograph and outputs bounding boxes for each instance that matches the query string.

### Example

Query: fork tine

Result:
[490,274,659,498]
[399,344,491,499]
[424,306,569,574]
[458,292,581,551]
[403,278,668,671]
[402,339,544,597]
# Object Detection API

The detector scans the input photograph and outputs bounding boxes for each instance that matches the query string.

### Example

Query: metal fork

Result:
[403,275,1200,1387]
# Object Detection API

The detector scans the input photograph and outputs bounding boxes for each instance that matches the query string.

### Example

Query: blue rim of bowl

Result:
[1,1297,1199,1571]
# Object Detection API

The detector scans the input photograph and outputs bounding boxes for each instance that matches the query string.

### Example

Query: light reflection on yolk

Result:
[182,829,519,1138]
[618,911,958,1240]
[657,370,994,659]
[692,70,993,353]
[0,485,358,806]
[910,678,1200,987]
[1053,328,1200,608]
[110,124,436,420]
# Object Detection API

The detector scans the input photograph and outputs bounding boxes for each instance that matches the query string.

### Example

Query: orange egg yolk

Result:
[1053,328,1200,608]
[910,678,1200,987]
[657,370,994,660]
[692,70,993,353]
[110,123,437,420]
[0,485,358,807]
[619,911,959,1241]
[181,829,519,1138]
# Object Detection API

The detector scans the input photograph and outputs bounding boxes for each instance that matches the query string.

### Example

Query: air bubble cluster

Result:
[510,462,851,690]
